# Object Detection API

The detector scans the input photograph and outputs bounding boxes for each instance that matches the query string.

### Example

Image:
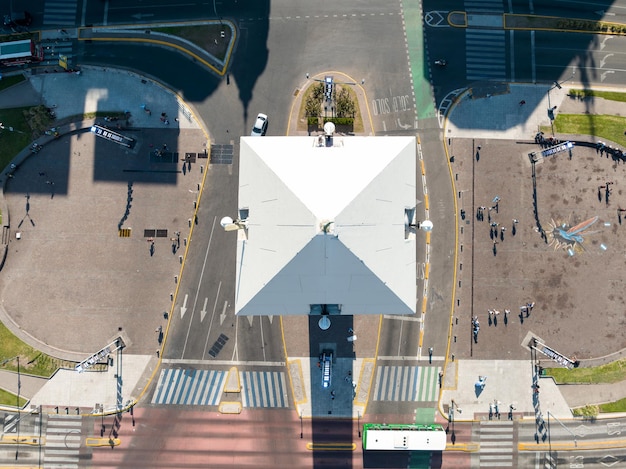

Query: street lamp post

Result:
[546,72,575,136]
[0,356,21,460]
[15,356,20,461]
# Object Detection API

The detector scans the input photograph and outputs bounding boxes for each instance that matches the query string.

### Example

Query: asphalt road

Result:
[423,0,626,104]
[77,1,437,368]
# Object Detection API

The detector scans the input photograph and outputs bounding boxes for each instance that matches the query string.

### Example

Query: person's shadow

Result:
[475,383,485,397]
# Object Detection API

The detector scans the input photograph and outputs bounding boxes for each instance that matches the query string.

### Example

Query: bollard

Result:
[460,244,463,252]
[174,275,178,284]
[460,263,462,270]
[188,218,192,227]
[170,293,173,301]
[193,201,197,209]
[179,256,183,264]
[197,183,200,191]
[454,336,456,343]
[451,354,455,362]
[200,165,204,173]
[184,238,187,246]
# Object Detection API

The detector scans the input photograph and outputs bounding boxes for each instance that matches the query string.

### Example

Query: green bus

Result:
[362,423,446,451]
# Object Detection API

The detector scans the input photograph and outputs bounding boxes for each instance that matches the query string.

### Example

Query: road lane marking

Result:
[181,216,217,358]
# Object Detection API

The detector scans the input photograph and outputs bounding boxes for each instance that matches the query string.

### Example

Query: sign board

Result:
[76,337,125,373]
[90,125,135,148]
[532,338,577,369]
[529,141,573,163]
[541,141,573,158]
[58,54,68,70]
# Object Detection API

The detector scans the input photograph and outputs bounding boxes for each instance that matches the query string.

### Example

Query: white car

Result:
[251,113,268,136]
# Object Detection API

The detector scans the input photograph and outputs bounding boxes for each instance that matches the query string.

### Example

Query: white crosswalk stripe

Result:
[373,366,440,402]
[152,368,226,406]
[240,371,289,408]
[43,0,78,26]
[479,421,514,467]
[465,0,506,81]
[44,414,82,469]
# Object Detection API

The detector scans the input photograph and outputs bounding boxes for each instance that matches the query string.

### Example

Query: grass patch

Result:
[152,25,231,62]
[0,107,33,169]
[0,74,26,93]
[0,387,28,408]
[550,113,626,147]
[569,89,626,102]
[599,397,626,413]
[572,404,598,418]
[296,83,364,134]
[0,322,60,378]
[544,358,626,384]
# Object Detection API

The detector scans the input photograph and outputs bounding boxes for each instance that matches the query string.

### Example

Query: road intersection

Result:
[1,0,626,467]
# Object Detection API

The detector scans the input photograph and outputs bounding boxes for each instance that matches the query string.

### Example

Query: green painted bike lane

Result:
[402,0,436,120]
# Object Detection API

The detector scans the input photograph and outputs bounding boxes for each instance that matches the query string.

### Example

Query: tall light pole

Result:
[1,356,22,460]
[15,356,20,461]
[547,71,575,136]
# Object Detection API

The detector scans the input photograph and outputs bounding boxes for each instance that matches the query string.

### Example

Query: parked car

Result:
[250,113,268,136]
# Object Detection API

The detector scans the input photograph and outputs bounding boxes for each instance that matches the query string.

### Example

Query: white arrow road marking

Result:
[200,298,209,322]
[220,301,228,325]
[180,294,188,319]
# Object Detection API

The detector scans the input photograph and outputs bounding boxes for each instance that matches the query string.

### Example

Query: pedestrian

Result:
[519,100,526,106]
[164,119,170,125]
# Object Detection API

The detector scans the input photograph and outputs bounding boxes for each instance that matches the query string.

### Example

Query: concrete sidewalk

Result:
[441,360,572,420]
[0,63,206,412]
[447,82,626,142]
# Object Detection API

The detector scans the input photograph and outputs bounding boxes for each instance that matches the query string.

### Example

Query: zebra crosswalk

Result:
[43,0,78,26]
[373,366,440,402]
[465,0,506,81]
[152,368,226,406]
[44,414,82,469]
[478,420,514,467]
[240,371,289,408]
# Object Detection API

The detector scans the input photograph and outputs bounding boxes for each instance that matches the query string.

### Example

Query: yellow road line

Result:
[306,442,357,451]
[519,439,626,452]
[446,442,479,452]
[0,435,44,445]
[86,437,121,447]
